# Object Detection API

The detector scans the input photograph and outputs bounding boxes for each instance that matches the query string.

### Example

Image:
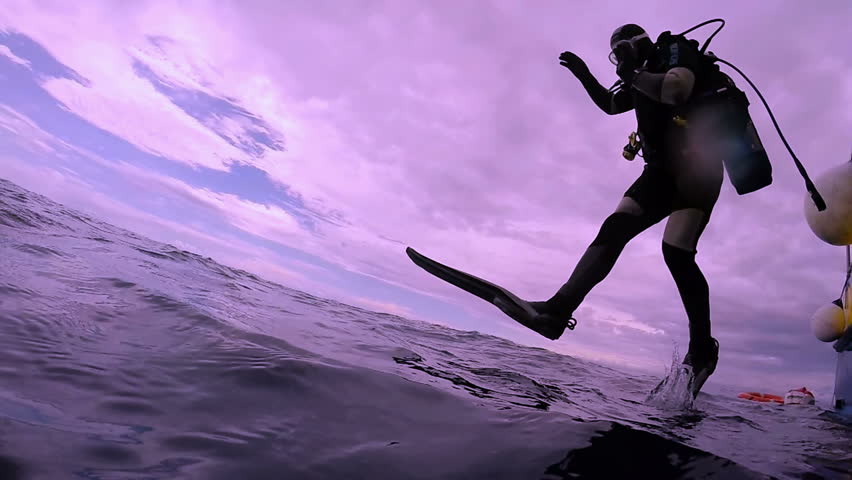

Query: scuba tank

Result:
[677,19,826,210]
[699,72,773,195]
[652,27,772,195]
[722,86,773,195]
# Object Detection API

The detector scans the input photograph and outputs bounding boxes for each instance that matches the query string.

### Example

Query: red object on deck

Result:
[737,392,784,404]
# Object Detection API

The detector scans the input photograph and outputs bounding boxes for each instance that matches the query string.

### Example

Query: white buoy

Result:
[804,160,852,246]
[811,300,847,342]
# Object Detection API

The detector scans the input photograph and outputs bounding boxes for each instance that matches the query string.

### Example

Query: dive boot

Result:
[526,301,577,340]
[684,337,719,398]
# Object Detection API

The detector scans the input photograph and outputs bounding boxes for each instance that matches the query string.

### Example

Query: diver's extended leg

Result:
[536,196,667,318]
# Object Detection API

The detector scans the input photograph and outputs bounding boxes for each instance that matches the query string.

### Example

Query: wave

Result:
[0,177,847,479]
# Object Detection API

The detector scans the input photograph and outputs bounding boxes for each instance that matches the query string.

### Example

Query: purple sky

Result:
[1,0,850,397]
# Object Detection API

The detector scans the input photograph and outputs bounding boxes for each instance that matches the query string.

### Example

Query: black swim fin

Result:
[406,247,575,340]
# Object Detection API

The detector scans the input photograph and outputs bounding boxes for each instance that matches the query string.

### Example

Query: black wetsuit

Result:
[607,36,722,218]
[542,35,723,359]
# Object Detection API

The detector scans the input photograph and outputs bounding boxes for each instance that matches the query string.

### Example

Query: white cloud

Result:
[0,43,30,67]
[2,2,252,171]
[349,297,416,318]
[41,72,239,172]
[0,106,59,156]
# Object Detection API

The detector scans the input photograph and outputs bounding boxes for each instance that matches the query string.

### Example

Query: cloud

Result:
[1,2,256,171]
[41,70,242,172]
[0,105,59,155]
[349,297,417,318]
[0,43,29,67]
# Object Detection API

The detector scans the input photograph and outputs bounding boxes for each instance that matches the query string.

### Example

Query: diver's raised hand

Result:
[558,51,590,76]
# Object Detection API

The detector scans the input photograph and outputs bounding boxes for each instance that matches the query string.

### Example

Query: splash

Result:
[644,345,695,410]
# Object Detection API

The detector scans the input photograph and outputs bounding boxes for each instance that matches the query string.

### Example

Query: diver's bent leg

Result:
[661,241,711,353]
[540,198,665,317]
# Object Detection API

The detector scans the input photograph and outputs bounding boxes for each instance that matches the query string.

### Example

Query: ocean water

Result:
[0,177,849,480]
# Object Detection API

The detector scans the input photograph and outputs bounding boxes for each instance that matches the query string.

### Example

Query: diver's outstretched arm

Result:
[559,51,633,115]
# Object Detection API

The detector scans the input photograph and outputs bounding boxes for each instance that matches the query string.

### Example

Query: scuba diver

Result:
[528,24,725,397]
[408,20,824,398]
